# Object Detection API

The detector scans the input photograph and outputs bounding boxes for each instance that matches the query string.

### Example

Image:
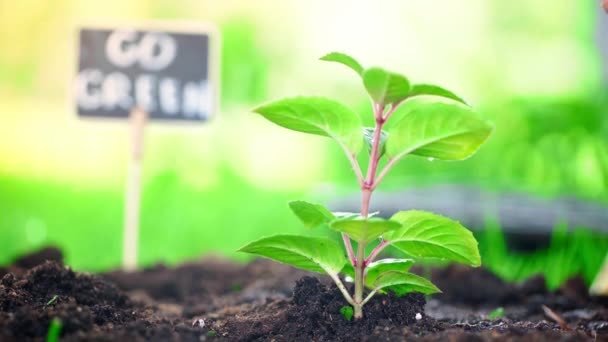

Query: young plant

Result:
[239,52,493,320]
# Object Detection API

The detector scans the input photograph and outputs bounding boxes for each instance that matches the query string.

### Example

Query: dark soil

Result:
[213,276,427,341]
[0,247,606,341]
[429,264,601,311]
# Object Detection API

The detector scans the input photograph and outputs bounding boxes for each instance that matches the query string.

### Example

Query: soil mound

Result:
[0,261,134,340]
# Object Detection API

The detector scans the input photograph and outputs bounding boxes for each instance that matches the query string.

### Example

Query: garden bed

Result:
[0,248,606,341]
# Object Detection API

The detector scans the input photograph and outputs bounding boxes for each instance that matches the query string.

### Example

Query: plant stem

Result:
[364,123,385,189]
[360,188,372,216]
[353,104,387,320]
[342,148,365,188]
[328,272,355,305]
[365,240,388,266]
[361,288,378,306]
[382,103,399,122]
[338,148,363,265]
[371,157,398,190]
[353,239,365,319]
[342,233,356,266]
[353,189,373,320]
[369,103,403,190]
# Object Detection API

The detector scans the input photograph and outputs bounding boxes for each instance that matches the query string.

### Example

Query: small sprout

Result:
[415,313,422,321]
[230,283,243,292]
[45,295,59,307]
[488,307,505,319]
[206,330,217,337]
[192,318,205,328]
[46,318,62,342]
[240,52,492,320]
[339,306,354,321]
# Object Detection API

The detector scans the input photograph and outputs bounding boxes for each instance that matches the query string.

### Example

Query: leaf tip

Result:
[318,52,334,61]
[320,52,364,75]
[251,104,265,115]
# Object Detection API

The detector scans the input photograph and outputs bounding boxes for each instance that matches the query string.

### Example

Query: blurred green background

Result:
[1,1,607,288]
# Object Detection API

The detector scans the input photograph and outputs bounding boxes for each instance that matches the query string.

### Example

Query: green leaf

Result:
[363,127,388,157]
[341,258,415,289]
[320,52,363,75]
[339,306,354,321]
[365,258,414,285]
[488,307,505,319]
[408,84,467,105]
[362,67,410,106]
[288,200,334,229]
[373,271,441,295]
[46,318,63,342]
[384,210,481,267]
[341,263,355,279]
[330,218,402,244]
[238,234,346,274]
[253,97,364,154]
[385,98,492,161]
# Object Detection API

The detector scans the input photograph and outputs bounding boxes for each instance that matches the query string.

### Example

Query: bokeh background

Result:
[1,0,607,289]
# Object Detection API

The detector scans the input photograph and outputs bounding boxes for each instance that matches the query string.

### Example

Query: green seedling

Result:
[46,318,62,342]
[239,52,493,320]
[340,306,354,321]
[488,307,505,319]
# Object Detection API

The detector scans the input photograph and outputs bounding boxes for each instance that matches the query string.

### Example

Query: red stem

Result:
[365,240,388,266]
[364,112,386,189]
[342,233,356,266]
[354,103,387,319]
[382,103,399,122]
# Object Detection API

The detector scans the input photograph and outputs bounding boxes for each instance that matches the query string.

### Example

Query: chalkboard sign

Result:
[75,25,217,121]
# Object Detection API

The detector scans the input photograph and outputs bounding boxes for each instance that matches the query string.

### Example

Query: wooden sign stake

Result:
[122,107,147,271]
[76,25,218,270]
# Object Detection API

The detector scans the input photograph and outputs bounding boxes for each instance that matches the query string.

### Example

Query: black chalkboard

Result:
[75,27,216,121]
